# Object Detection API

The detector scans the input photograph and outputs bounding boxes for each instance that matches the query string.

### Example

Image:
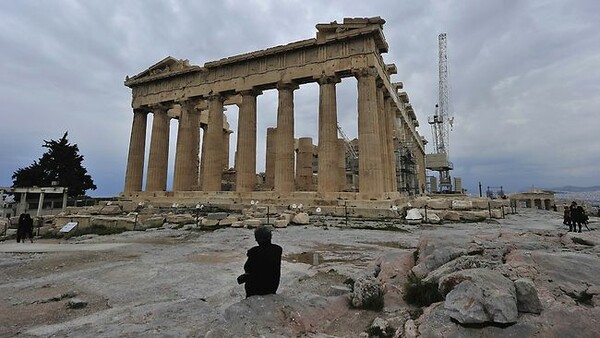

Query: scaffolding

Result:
[396,141,419,195]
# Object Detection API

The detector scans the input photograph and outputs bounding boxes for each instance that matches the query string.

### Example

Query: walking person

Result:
[563,206,571,229]
[17,213,34,243]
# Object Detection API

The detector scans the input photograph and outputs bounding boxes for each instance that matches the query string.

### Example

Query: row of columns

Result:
[124,67,399,195]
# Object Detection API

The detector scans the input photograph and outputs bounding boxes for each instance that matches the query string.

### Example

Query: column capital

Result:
[353,67,378,79]
[148,102,172,112]
[133,108,150,115]
[239,88,263,97]
[276,81,299,91]
[317,74,341,85]
[207,93,227,102]
[178,97,204,112]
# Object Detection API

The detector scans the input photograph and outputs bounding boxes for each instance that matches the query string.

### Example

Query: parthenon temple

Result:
[122,17,427,207]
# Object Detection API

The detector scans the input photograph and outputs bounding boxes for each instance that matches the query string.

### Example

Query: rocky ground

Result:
[0,208,599,337]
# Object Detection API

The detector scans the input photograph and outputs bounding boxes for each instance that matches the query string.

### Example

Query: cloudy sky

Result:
[1,0,598,197]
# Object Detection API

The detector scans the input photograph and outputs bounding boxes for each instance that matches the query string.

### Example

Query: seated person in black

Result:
[237,226,282,297]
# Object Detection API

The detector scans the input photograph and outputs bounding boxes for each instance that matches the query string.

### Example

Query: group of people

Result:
[563,201,589,233]
[16,213,34,243]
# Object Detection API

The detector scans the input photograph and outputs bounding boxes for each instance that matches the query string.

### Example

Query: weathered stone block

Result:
[490,208,504,219]
[54,215,92,229]
[451,200,472,210]
[291,212,310,225]
[460,211,488,222]
[428,199,451,209]
[166,214,195,225]
[471,199,490,209]
[243,219,262,228]
[405,208,422,225]
[100,205,122,215]
[207,212,228,220]
[89,216,134,230]
[425,213,442,224]
[219,216,238,226]
[120,201,139,213]
[140,216,165,228]
[202,219,219,227]
[273,219,289,228]
[442,211,461,221]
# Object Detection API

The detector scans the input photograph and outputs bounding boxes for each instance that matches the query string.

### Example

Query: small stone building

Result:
[509,189,555,210]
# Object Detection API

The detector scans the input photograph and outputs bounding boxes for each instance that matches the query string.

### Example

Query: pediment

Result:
[125,56,200,85]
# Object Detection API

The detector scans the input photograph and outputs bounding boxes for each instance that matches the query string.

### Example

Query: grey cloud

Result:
[1,0,598,196]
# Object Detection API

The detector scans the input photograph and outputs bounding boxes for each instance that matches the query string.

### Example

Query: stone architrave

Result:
[203,95,226,191]
[265,127,276,189]
[146,104,170,192]
[356,68,384,195]
[124,108,148,192]
[317,75,341,192]
[274,82,299,193]
[236,90,261,192]
[173,99,201,191]
[296,137,314,191]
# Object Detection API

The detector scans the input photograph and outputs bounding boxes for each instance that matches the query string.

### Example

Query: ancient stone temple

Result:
[122,17,426,206]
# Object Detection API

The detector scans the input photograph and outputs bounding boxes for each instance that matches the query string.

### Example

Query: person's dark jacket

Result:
[242,243,282,297]
[571,206,584,223]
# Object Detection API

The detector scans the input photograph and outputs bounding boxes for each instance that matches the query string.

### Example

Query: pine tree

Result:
[12,132,97,197]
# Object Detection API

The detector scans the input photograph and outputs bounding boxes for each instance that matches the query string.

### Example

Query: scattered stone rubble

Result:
[13,196,512,239]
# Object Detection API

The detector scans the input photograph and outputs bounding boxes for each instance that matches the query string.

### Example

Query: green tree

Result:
[12,132,97,197]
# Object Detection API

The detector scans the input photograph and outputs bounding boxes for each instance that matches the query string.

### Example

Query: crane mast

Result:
[426,33,454,193]
[437,33,450,156]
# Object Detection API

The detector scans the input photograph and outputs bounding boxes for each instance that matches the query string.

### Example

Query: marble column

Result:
[198,124,207,189]
[337,138,347,191]
[385,96,398,192]
[202,94,225,191]
[223,129,231,170]
[236,90,261,192]
[317,75,341,192]
[274,82,299,193]
[173,100,201,191]
[146,104,170,192]
[296,137,314,191]
[376,82,391,192]
[265,127,276,189]
[124,108,148,193]
[356,68,384,194]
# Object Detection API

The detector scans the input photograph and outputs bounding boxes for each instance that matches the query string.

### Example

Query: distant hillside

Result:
[548,186,600,192]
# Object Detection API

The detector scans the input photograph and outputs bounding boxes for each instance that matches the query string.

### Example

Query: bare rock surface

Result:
[440,268,518,324]
[0,208,599,337]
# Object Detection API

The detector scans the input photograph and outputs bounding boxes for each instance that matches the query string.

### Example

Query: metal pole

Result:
[488,202,492,218]
[267,206,270,225]
[344,201,348,226]
[479,182,482,197]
